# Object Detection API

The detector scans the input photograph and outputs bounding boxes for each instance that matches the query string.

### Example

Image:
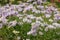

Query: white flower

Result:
[19,3,25,7]
[39,31,43,35]
[56,11,60,14]
[23,18,32,23]
[37,5,44,10]
[35,10,40,13]
[26,39,30,40]
[23,18,28,22]
[19,17,23,19]
[45,27,48,32]
[17,36,21,40]
[33,2,37,5]
[27,19,32,23]
[8,20,17,27]
[40,11,46,13]
[27,15,36,19]
[54,8,58,11]
[27,0,33,2]
[17,14,23,17]
[36,21,41,24]
[45,14,51,18]
[49,19,53,22]
[32,8,37,13]
[45,6,48,8]
[41,23,45,27]
[31,22,35,26]
[18,22,23,25]
[41,22,48,27]
[13,30,19,34]
[36,17,43,21]
[52,23,60,27]
[0,17,2,22]
[48,25,56,29]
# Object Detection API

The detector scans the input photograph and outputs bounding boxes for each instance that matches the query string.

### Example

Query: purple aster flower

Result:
[2,12,8,17]
[54,14,60,20]
[27,30,37,35]
[55,16,60,20]
[1,17,8,24]
[37,0,43,5]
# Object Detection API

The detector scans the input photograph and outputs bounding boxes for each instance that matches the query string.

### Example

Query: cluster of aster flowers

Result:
[0,0,60,36]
